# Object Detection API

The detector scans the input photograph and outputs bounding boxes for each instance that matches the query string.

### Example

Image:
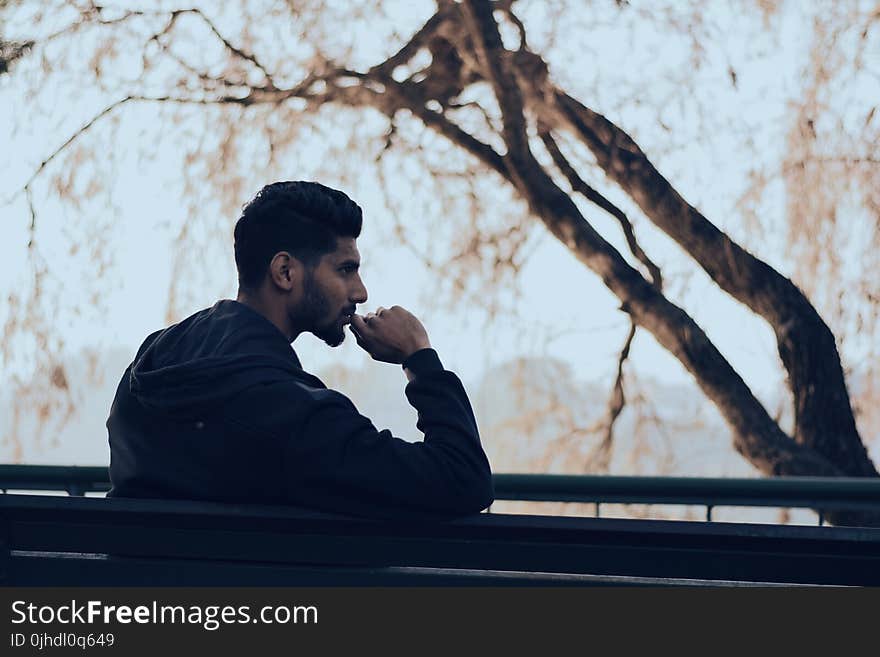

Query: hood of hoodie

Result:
[130,300,324,417]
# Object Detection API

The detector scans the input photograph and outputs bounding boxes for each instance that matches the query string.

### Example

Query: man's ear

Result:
[268,251,297,292]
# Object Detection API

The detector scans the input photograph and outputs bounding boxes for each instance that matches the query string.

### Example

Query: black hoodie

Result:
[107,300,494,518]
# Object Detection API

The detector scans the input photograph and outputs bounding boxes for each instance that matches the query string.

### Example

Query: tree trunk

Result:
[314,0,878,524]
[542,90,876,479]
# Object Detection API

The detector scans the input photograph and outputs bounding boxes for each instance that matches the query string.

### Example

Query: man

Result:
[107,181,494,518]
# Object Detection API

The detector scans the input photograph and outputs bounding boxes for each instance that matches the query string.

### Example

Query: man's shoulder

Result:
[219,377,359,437]
[133,328,165,361]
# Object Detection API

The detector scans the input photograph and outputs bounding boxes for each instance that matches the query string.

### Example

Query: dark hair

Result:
[234,181,363,289]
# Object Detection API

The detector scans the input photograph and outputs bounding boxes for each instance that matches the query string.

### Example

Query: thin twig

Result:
[375,78,508,177]
[181,8,277,89]
[587,320,637,471]
[36,5,149,46]
[366,7,451,78]
[6,96,134,206]
[25,185,37,249]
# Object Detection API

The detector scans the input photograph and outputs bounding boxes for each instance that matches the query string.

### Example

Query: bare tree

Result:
[3,0,878,524]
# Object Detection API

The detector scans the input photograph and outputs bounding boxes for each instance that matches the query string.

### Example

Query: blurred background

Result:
[1,0,878,523]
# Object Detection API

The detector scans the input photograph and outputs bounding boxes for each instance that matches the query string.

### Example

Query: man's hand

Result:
[349,306,431,364]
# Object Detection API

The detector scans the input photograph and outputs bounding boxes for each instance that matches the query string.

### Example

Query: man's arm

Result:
[281,307,493,518]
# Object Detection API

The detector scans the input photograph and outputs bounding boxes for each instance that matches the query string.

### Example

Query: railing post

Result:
[706,505,713,522]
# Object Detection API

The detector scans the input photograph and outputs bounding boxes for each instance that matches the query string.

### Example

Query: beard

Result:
[296,271,346,347]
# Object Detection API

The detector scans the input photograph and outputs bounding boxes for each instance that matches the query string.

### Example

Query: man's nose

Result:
[351,277,368,304]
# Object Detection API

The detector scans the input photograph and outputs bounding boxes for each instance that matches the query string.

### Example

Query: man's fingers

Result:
[350,328,369,350]
[350,314,371,334]
[348,323,371,351]
[350,314,379,346]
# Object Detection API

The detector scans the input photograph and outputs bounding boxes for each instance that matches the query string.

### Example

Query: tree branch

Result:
[6,96,134,206]
[368,4,844,482]
[24,185,37,249]
[545,87,876,478]
[460,0,530,162]
[34,4,151,46]
[40,5,277,87]
[366,3,453,78]
[539,127,663,289]
[399,10,846,479]
[143,11,246,90]
[5,87,280,207]
[367,77,508,178]
[177,8,277,88]
[587,320,636,471]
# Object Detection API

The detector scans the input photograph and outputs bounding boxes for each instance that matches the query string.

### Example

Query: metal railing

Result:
[493,473,880,525]
[2,464,880,525]
[0,464,111,496]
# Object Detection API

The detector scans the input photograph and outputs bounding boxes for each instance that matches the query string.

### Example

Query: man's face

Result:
[291,237,367,347]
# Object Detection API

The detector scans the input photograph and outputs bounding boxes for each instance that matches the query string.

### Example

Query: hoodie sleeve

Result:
[281,349,494,518]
